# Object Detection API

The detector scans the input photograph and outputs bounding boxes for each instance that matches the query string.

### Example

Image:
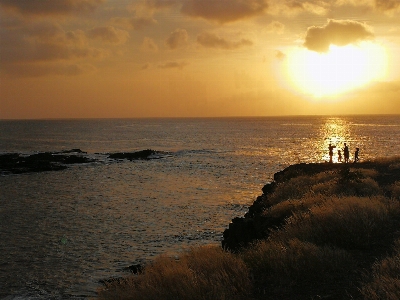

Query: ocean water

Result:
[0,116,399,299]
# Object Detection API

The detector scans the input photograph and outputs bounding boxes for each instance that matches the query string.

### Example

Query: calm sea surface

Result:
[1,116,399,299]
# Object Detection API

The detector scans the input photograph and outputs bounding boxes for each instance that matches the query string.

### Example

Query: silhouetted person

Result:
[328,143,336,163]
[343,143,349,163]
[338,150,342,162]
[354,148,359,163]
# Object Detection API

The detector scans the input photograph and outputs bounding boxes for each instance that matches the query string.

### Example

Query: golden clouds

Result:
[0,0,104,16]
[87,26,129,45]
[335,0,400,13]
[143,0,178,10]
[110,17,157,31]
[1,21,106,61]
[304,19,374,53]
[375,0,400,12]
[141,37,158,52]
[181,0,268,23]
[275,50,286,60]
[158,61,188,69]
[267,21,285,34]
[197,32,253,49]
[1,0,400,119]
[165,29,189,49]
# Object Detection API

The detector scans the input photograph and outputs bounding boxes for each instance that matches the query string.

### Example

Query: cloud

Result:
[335,0,400,12]
[267,21,285,34]
[143,0,178,10]
[270,1,329,16]
[275,50,286,60]
[181,0,268,24]
[304,19,374,53]
[141,63,150,70]
[0,0,104,16]
[2,62,97,77]
[0,19,108,76]
[0,21,105,63]
[87,26,129,45]
[375,0,400,12]
[158,61,188,69]
[165,28,188,49]
[302,2,329,15]
[110,16,157,30]
[140,37,158,52]
[197,32,253,49]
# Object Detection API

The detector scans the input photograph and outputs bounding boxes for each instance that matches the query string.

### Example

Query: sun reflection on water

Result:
[319,118,352,163]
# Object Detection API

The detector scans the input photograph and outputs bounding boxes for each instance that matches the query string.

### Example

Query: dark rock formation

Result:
[108,149,159,161]
[0,149,170,174]
[0,149,93,174]
[125,264,143,274]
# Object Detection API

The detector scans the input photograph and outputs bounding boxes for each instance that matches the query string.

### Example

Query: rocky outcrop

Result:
[0,149,168,174]
[222,161,400,252]
[0,149,93,174]
[108,149,159,161]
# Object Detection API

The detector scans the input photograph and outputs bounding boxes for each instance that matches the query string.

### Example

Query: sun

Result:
[283,42,388,98]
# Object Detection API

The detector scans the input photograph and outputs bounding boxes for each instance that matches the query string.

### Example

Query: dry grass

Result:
[274,196,400,250]
[98,246,252,300]
[241,238,355,298]
[266,171,337,206]
[391,181,400,200]
[360,239,400,300]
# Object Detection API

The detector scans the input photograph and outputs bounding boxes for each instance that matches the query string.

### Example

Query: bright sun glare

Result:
[284,42,388,98]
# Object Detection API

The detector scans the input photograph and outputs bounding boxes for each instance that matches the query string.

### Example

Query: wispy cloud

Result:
[181,0,268,23]
[197,32,253,49]
[141,37,158,52]
[0,0,104,16]
[267,21,285,34]
[87,26,129,45]
[158,61,188,69]
[275,50,286,60]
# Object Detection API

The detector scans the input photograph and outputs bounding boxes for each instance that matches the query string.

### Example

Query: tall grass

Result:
[360,239,400,300]
[98,246,251,300]
[241,238,355,298]
[392,181,400,200]
[273,196,400,250]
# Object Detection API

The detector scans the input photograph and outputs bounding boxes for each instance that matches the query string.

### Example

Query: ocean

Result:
[1,115,399,299]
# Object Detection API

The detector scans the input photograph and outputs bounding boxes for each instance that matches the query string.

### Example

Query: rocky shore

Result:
[222,161,400,251]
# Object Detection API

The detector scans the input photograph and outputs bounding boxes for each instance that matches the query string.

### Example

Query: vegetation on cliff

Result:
[98,157,400,300]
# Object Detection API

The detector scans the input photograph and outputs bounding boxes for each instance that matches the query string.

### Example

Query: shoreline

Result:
[99,157,400,299]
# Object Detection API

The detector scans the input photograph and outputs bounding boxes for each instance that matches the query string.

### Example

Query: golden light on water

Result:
[319,118,352,163]
[284,42,388,98]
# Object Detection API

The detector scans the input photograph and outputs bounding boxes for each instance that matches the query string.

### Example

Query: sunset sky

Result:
[1,0,400,119]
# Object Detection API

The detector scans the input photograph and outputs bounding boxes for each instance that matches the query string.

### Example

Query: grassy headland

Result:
[98,157,400,300]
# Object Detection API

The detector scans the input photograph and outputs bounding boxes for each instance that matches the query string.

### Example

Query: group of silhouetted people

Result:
[328,142,359,163]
